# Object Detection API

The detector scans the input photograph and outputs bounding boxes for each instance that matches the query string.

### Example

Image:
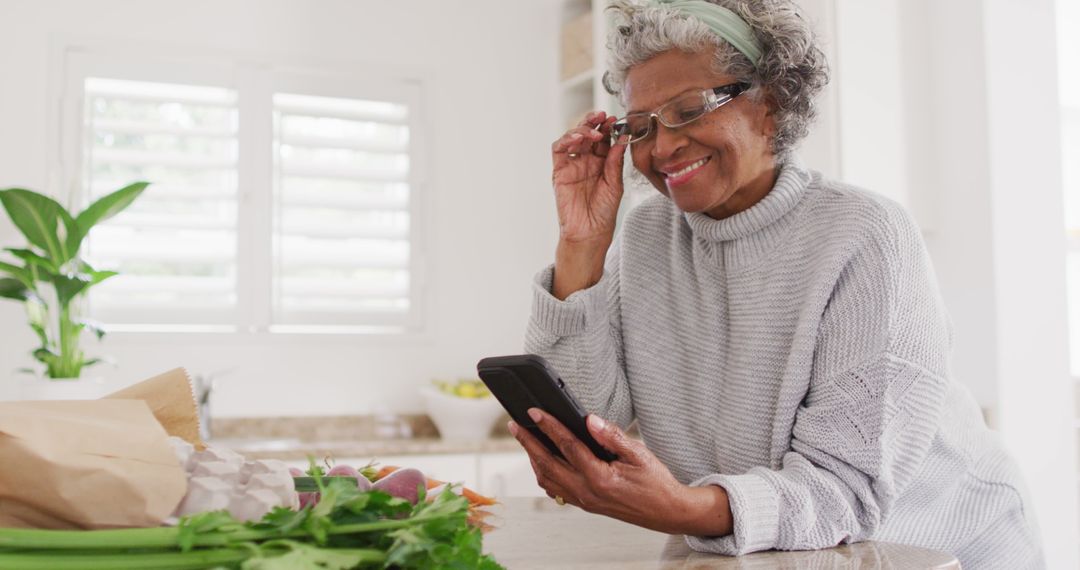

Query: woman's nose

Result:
[650,122,688,159]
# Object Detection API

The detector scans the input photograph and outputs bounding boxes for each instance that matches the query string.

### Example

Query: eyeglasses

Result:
[610,82,750,145]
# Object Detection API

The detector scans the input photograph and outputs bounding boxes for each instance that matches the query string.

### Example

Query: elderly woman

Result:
[508,0,1044,568]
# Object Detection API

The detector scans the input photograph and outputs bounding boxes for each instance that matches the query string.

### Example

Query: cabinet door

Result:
[478,451,546,498]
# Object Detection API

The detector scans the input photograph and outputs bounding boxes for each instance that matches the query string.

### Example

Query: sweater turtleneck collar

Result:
[683,159,812,243]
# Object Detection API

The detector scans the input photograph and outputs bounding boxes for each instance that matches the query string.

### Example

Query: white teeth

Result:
[668,158,709,178]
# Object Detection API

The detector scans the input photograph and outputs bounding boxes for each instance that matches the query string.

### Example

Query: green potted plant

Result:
[0,182,148,398]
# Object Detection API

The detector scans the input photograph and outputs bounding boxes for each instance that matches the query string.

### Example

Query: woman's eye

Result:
[677,107,703,122]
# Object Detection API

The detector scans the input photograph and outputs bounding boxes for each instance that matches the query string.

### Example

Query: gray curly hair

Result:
[602,0,829,161]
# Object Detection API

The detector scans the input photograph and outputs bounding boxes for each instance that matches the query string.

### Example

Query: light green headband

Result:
[653,0,763,67]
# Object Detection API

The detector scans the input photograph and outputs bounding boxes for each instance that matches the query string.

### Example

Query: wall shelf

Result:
[561,69,594,92]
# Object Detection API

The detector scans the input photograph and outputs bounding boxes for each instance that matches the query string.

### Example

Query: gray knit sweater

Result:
[525,162,1044,569]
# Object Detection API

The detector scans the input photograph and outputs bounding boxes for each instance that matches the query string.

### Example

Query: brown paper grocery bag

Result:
[105,367,203,447]
[0,399,187,529]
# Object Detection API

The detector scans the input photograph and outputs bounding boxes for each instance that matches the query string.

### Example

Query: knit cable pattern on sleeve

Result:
[524,161,1044,570]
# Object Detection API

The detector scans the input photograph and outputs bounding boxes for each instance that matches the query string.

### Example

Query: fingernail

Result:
[528,408,542,423]
[588,415,606,430]
[507,421,518,436]
[570,133,583,139]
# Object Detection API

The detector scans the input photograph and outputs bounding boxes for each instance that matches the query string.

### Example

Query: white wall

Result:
[834,0,1078,567]
[0,0,562,416]
[983,1,1077,566]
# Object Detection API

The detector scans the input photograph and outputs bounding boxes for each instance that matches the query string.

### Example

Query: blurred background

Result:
[0,0,1076,566]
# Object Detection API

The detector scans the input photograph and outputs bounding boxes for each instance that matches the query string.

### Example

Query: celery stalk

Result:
[0,547,387,570]
[0,547,250,569]
[0,511,446,551]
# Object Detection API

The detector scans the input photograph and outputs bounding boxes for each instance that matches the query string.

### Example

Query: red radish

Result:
[326,464,360,478]
[372,468,426,504]
[298,492,319,509]
[288,467,304,477]
[326,464,373,491]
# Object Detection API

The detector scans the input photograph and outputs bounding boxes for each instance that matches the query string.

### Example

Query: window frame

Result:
[1065,104,1080,418]
[55,43,429,338]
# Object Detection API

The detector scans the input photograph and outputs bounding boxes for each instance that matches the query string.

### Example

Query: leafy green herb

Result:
[0,458,503,569]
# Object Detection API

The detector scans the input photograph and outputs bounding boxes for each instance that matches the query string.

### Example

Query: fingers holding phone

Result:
[477,354,616,463]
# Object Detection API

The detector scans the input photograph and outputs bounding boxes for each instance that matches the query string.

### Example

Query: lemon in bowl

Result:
[422,379,505,441]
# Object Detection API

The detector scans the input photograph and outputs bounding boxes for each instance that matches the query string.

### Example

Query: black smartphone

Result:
[477,354,617,462]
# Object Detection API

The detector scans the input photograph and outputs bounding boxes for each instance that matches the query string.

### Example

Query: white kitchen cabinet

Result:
[478,451,546,498]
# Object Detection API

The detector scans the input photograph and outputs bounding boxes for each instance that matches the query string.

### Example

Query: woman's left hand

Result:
[509,408,732,536]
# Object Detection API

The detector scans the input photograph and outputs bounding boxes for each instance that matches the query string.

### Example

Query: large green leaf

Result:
[79,260,119,286]
[32,347,59,366]
[0,188,77,265]
[0,277,27,300]
[5,248,57,273]
[52,273,92,308]
[72,181,149,249]
[28,320,48,346]
[0,260,33,289]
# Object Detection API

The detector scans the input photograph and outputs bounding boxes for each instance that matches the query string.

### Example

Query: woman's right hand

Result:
[550,111,628,299]
[551,111,627,246]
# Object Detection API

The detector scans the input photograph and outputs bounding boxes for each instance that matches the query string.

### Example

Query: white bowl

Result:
[421,388,505,441]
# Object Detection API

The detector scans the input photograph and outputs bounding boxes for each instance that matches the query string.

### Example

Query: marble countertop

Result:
[209,435,523,460]
[206,414,525,459]
[482,498,961,569]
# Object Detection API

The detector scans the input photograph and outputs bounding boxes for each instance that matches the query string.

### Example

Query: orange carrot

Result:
[461,487,498,506]
[374,465,401,480]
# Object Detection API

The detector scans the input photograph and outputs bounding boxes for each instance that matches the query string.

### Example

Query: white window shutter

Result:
[82,78,240,325]
[271,93,415,327]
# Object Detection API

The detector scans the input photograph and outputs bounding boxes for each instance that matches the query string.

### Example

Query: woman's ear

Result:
[757,90,779,138]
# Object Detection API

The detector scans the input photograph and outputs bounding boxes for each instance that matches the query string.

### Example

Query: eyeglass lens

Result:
[611,86,742,145]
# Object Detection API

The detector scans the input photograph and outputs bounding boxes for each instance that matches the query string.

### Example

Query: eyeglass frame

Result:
[609,82,752,145]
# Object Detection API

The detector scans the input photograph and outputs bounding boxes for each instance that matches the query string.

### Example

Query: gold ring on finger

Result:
[555,495,566,506]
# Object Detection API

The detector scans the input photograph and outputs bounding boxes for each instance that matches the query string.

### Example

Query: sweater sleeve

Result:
[523,239,635,430]
[686,203,953,555]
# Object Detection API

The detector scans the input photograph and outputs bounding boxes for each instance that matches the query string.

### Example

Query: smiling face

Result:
[623,49,779,219]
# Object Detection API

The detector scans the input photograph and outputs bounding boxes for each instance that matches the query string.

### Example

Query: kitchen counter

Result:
[208,414,523,460]
[210,436,522,460]
[483,498,961,569]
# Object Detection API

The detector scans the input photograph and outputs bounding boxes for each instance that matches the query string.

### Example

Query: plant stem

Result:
[54,300,80,378]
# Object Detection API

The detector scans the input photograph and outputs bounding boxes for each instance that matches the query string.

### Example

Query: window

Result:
[83,78,241,325]
[272,94,413,327]
[66,54,425,333]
